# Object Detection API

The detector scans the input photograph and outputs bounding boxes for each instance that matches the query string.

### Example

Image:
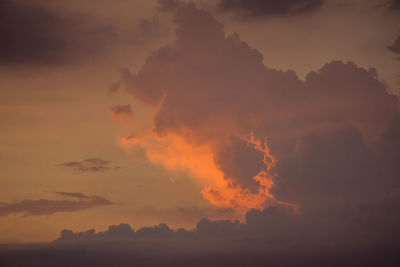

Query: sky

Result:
[0,0,400,264]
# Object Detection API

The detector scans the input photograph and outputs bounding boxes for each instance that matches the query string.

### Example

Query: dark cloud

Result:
[134,205,238,225]
[388,35,400,60]
[0,192,113,217]
[196,217,243,236]
[59,158,121,173]
[384,0,400,11]
[214,136,265,194]
[109,105,133,121]
[56,222,185,242]
[217,0,324,17]
[53,203,400,244]
[0,0,118,66]
[2,203,400,266]
[157,0,185,12]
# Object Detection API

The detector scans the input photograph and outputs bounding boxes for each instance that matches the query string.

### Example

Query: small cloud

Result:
[108,82,121,96]
[110,105,134,122]
[59,158,121,173]
[0,192,113,217]
[388,35,400,57]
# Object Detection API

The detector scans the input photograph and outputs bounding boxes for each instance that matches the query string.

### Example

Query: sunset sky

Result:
[1,1,400,258]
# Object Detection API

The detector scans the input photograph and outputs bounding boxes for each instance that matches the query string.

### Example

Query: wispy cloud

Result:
[0,192,114,217]
[109,105,134,122]
[59,158,121,173]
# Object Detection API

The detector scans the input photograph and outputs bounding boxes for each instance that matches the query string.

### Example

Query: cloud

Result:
[0,0,119,66]
[54,202,400,242]
[0,192,113,217]
[217,0,324,18]
[157,0,186,12]
[108,82,121,96]
[214,136,266,194]
[116,4,399,214]
[388,35,400,60]
[109,105,134,122]
[3,203,397,265]
[59,158,121,173]
[128,17,167,45]
[56,222,187,242]
[384,0,400,12]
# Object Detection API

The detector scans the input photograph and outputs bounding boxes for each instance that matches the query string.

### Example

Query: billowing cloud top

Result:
[117,4,399,217]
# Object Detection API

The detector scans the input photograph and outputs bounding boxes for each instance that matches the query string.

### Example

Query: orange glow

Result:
[122,131,225,188]
[122,130,297,213]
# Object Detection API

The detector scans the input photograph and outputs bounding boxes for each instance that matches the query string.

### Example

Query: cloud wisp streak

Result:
[0,192,114,217]
[58,158,121,173]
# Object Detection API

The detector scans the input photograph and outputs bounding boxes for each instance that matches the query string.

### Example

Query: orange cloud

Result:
[121,129,292,213]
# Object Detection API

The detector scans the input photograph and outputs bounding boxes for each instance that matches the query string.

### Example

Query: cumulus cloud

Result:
[55,202,400,242]
[2,203,397,265]
[0,192,113,217]
[109,105,134,122]
[217,0,324,17]
[59,158,121,173]
[56,222,189,242]
[116,4,399,216]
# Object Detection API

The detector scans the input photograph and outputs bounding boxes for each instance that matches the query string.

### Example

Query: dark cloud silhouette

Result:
[56,222,187,242]
[0,0,118,66]
[217,0,324,17]
[385,0,400,11]
[58,223,135,242]
[109,105,134,121]
[0,192,113,217]
[388,35,400,60]
[59,158,121,173]
[53,202,398,241]
[196,217,243,236]
[214,136,265,194]
[2,204,400,266]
